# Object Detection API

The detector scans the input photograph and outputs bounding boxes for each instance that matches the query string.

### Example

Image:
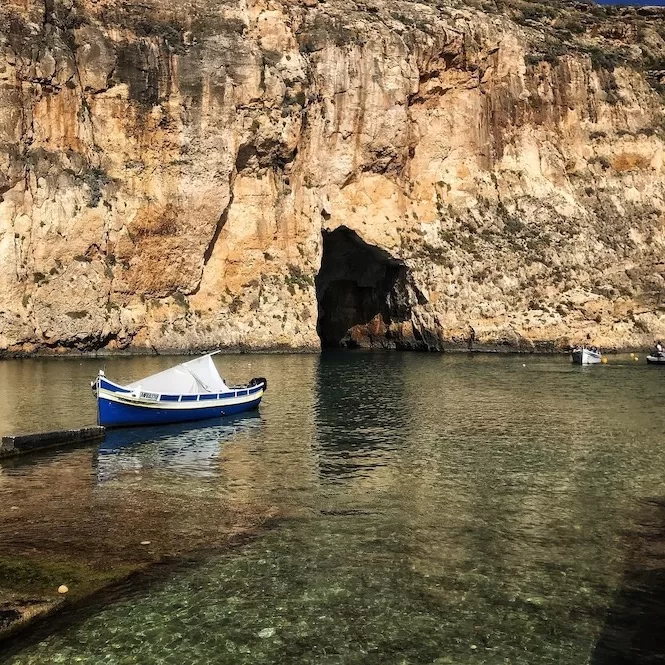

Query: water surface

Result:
[2,352,665,664]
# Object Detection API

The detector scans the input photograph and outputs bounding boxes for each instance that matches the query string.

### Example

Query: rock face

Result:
[1,0,664,354]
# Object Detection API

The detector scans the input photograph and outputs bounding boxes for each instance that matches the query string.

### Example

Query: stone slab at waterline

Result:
[0,427,106,458]
[1,0,664,353]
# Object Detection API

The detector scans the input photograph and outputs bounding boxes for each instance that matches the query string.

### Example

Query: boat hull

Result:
[95,376,265,428]
[646,355,665,365]
[571,349,602,365]
[98,394,262,427]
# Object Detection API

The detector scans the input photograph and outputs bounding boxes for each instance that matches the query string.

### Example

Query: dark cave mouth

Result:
[315,227,414,349]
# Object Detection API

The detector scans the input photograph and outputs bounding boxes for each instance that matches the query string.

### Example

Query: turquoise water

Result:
[2,352,665,663]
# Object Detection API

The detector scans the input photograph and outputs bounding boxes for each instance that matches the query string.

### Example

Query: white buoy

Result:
[58,585,68,594]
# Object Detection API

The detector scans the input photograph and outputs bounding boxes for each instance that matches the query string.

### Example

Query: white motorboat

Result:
[571,346,602,365]
[647,352,665,365]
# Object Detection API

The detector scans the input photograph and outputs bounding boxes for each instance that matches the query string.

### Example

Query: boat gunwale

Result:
[97,389,264,412]
[97,375,265,405]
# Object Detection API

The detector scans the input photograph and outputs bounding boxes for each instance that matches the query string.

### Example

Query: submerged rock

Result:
[258,627,276,638]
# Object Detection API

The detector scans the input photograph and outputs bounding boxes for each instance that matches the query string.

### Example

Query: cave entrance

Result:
[315,227,413,349]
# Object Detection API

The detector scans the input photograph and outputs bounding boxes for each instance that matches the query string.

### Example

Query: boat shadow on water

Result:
[94,414,263,483]
[591,498,665,665]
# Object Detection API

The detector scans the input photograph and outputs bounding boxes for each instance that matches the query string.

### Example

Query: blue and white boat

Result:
[92,352,267,428]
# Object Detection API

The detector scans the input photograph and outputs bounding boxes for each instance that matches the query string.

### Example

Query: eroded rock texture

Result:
[1,0,664,353]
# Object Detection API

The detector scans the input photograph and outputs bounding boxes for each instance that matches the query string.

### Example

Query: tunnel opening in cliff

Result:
[315,227,414,349]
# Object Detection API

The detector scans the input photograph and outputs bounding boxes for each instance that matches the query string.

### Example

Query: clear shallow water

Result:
[2,352,665,663]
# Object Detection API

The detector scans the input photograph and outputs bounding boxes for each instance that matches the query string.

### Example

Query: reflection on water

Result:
[3,353,665,664]
[96,416,263,482]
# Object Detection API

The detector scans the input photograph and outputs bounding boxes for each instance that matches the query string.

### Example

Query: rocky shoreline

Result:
[0,344,655,359]
[0,444,278,647]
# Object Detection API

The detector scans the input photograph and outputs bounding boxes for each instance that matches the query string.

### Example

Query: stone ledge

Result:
[0,427,106,458]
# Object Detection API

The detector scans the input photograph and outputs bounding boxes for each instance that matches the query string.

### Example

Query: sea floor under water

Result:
[1,352,665,663]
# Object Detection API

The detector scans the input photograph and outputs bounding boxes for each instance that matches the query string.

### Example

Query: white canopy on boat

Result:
[127,353,229,395]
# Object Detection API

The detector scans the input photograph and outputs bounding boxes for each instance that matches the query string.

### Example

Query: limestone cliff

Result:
[1,0,664,354]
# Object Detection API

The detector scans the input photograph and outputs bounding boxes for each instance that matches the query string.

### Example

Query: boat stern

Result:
[249,377,268,393]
